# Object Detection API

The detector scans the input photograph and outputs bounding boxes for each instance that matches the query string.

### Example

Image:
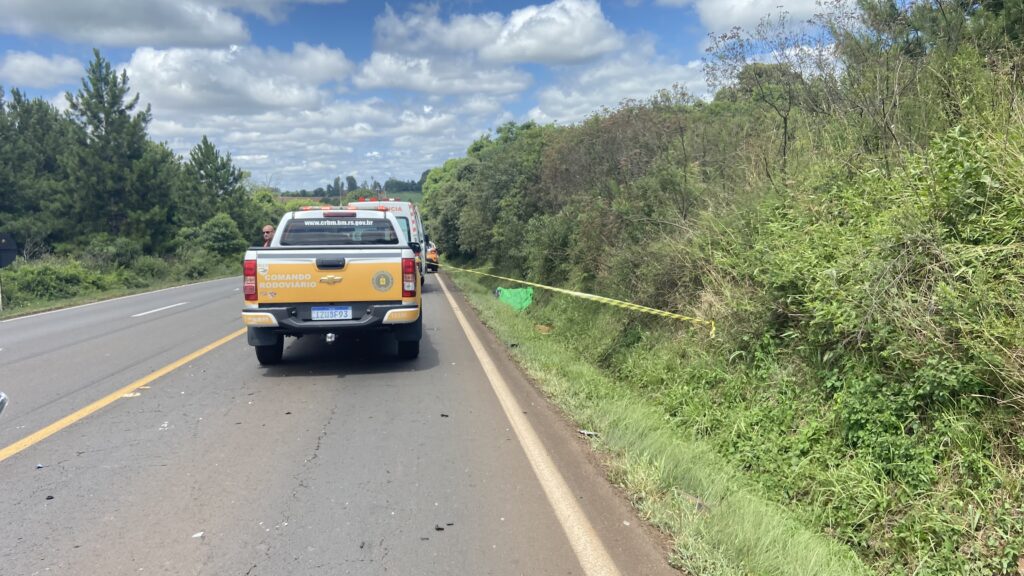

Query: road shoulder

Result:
[438,273,680,576]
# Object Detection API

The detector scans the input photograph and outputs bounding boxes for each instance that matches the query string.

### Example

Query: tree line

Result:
[277,173,427,200]
[1,50,282,259]
[0,50,288,307]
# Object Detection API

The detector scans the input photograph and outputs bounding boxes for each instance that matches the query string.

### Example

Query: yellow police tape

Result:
[436,263,715,337]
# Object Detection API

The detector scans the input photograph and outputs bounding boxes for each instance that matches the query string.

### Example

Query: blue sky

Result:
[0,0,818,190]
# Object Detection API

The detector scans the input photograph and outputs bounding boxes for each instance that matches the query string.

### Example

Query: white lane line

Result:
[131,302,188,318]
[437,274,621,576]
[1,277,234,323]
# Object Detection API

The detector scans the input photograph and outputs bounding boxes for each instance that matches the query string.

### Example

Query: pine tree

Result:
[179,135,247,230]
[64,49,175,250]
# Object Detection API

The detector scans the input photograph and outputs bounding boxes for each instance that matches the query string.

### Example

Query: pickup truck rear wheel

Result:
[255,337,284,365]
[397,340,419,360]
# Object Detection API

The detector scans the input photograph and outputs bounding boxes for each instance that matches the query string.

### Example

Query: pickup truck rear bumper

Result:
[242,302,420,345]
[243,302,418,329]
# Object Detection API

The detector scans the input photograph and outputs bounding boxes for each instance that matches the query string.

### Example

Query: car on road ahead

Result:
[425,241,438,272]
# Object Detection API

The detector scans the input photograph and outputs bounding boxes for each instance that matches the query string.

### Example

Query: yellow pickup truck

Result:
[241,207,422,365]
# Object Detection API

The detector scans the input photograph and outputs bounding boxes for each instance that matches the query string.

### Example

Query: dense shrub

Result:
[196,212,247,257]
[132,255,169,279]
[173,246,220,280]
[2,257,109,304]
[83,234,144,269]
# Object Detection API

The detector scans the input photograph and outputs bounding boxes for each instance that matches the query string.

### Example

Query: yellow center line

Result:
[0,327,246,464]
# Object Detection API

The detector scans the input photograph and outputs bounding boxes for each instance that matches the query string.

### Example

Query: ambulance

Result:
[346,198,429,276]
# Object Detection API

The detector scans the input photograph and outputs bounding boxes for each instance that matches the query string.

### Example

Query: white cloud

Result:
[126,43,352,114]
[480,0,624,64]
[460,95,504,117]
[0,0,249,47]
[0,0,348,47]
[388,110,457,136]
[374,4,504,55]
[655,0,819,31]
[528,39,705,123]
[354,52,530,95]
[142,93,482,191]
[0,51,82,88]
[374,0,623,65]
[217,0,348,22]
[356,0,624,97]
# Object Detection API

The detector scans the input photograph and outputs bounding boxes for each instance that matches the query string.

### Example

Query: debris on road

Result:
[45,495,54,500]
[192,532,204,539]
[578,429,599,438]
[122,392,141,398]
[35,464,44,469]
[434,524,444,531]
[440,414,449,418]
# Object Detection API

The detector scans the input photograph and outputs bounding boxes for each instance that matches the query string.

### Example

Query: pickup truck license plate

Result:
[311,306,352,321]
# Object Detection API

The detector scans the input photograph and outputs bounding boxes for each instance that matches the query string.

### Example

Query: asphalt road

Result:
[0,275,677,576]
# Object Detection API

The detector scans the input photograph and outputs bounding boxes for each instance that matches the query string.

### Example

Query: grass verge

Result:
[447,270,870,576]
[0,271,236,321]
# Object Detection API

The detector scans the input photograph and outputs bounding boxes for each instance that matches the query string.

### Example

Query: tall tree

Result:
[345,175,358,192]
[705,13,811,179]
[0,88,75,255]
[64,49,174,250]
[179,135,249,231]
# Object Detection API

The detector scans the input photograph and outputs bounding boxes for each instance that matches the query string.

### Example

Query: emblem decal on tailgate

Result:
[372,271,394,292]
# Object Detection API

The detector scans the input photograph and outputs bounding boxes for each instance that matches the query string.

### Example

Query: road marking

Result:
[437,274,621,576]
[0,328,246,464]
[131,302,188,317]
[1,277,234,323]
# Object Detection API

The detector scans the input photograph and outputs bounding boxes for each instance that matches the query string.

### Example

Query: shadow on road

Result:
[257,328,441,378]
[420,274,439,293]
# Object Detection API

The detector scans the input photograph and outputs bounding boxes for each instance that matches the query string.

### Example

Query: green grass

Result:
[448,271,870,576]
[0,269,236,321]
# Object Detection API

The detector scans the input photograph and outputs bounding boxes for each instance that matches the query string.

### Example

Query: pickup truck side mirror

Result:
[408,242,422,254]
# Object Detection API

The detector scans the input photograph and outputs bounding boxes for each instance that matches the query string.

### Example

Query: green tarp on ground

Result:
[496,286,533,311]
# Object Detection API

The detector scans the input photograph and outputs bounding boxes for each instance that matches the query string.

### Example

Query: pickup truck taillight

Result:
[243,259,258,301]
[402,257,416,297]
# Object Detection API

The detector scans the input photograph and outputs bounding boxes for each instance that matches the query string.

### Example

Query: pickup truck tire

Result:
[397,340,420,360]
[255,337,284,365]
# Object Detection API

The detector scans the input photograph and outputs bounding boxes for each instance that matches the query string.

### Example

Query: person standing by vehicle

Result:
[262,225,275,247]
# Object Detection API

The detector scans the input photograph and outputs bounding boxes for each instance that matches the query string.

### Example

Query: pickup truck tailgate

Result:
[257,250,405,304]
